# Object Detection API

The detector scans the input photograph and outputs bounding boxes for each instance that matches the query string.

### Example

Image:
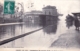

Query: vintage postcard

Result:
[0,0,80,51]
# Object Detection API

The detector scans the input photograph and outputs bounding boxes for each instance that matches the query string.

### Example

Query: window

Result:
[49,11,51,15]
[45,11,46,15]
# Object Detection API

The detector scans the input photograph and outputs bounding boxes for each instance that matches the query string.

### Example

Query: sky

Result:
[0,0,80,15]
[15,0,80,14]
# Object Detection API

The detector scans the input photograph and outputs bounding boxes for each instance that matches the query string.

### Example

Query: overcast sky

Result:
[0,0,80,14]
[15,0,80,14]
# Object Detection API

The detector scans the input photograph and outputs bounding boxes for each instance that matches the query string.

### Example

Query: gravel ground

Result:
[50,28,80,48]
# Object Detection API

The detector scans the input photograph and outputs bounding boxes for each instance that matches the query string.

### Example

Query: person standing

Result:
[74,15,80,30]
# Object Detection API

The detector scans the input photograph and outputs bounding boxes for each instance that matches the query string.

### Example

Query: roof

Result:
[72,12,80,15]
[43,5,56,9]
[31,10,43,13]
[25,10,44,15]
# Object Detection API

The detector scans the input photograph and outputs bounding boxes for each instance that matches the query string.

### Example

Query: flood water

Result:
[0,16,68,48]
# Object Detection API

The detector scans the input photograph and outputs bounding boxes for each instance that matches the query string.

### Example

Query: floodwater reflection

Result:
[0,16,59,47]
[39,15,59,34]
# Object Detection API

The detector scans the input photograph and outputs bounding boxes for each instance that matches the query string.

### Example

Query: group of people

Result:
[66,14,80,30]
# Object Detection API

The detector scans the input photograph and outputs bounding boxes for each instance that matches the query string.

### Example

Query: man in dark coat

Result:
[74,16,80,30]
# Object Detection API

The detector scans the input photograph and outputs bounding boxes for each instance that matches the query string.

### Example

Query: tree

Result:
[0,4,3,14]
[66,14,74,29]
[18,3,24,18]
[15,3,24,18]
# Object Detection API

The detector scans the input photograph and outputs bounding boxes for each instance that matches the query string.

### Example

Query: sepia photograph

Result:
[0,0,80,51]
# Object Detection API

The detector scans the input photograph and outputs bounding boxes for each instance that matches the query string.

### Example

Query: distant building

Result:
[23,10,43,22]
[42,5,58,16]
[24,10,43,18]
